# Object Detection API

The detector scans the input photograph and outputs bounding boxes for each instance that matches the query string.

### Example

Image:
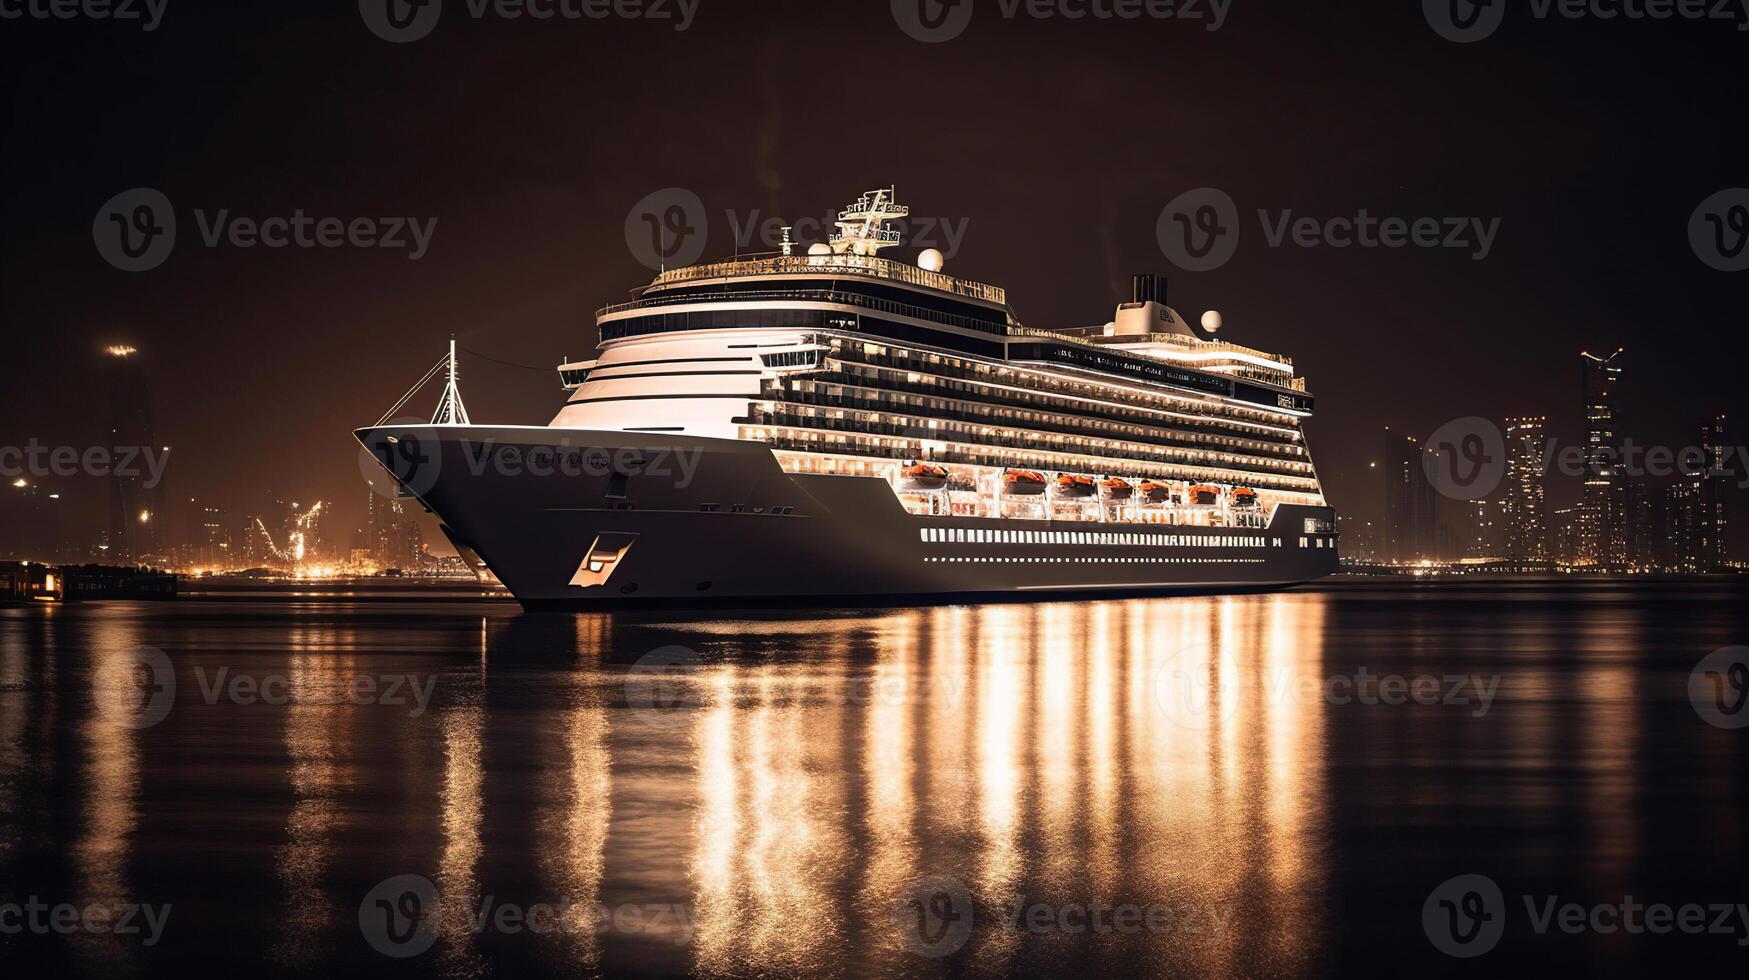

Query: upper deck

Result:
[590,188,1311,414]
[643,251,1008,307]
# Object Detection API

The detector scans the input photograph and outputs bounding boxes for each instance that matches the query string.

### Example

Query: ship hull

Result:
[357,425,1340,609]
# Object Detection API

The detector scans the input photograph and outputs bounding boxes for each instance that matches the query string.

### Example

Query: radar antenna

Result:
[829,186,910,256]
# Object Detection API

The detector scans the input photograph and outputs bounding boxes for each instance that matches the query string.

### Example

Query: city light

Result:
[11,478,24,488]
[104,345,138,357]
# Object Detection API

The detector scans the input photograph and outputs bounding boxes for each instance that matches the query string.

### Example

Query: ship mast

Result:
[431,337,471,426]
[829,186,909,256]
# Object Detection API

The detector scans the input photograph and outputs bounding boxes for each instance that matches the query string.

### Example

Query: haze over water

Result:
[1,582,1745,976]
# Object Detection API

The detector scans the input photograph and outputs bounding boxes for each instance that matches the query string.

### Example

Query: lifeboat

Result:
[1189,484,1222,507]
[1100,477,1133,501]
[1231,487,1260,508]
[1138,480,1172,503]
[1055,474,1098,499]
[1003,470,1048,495]
[898,462,949,492]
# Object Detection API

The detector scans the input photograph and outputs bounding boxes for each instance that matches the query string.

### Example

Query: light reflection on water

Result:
[0,584,1744,977]
[272,632,354,967]
[436,700,486,978]
[652,595,1330,977]
[73,617,143,975]
[537,670,611,970]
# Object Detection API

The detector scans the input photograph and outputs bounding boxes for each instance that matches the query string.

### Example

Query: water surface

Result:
[1,582,1745,976]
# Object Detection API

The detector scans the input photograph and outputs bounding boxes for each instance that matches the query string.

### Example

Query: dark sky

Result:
[3,0,1746,555]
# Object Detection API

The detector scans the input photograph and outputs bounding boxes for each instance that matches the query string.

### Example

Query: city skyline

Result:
[1371,347,1735,569]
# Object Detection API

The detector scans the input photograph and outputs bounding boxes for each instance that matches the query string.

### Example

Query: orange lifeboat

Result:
[1100,477,1133,501]
[1231,487,1260,508]
[1003,470,1048,495]
[898,462,949,492]
[1055,474,1097,499]
[1189,484,1221,506]
[1138,480,1172,503]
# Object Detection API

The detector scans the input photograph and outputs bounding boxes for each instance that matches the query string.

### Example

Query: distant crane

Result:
[253,501,324,564]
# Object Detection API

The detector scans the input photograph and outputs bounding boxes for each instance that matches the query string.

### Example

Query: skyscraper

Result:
[1383,428,1436,563]
[198,504,229,569]
[1551,505,1583,564]
[102,345,164,563]
[1503,416,1549,561]
[1463,498,1505,559]
[1579,349,1625,566]
[1697,415,1729,569]
[365,490,426,571]
[1623,482,1656,570]
[1662,482,1701,572]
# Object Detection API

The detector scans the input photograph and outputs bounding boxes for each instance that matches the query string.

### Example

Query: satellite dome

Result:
[1201,310,1223,334]
[917,248,945,272]
[807,242,832,256]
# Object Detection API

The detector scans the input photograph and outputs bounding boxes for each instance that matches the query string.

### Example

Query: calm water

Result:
[1,582,1746,977]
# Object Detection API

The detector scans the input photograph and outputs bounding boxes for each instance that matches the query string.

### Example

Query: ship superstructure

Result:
[360,188,1338,607]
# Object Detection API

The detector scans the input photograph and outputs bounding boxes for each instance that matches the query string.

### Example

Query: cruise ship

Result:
[357,188,1339,608]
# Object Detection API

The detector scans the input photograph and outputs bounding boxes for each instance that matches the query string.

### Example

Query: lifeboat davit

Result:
[1100,477,1133,501]
[1231,487,1260,508]
[1189,484,1222,507]
[1055,474,1097,499]
[898,462,949,492]
[1003,470,1048,495]
[1139,480,1172,503]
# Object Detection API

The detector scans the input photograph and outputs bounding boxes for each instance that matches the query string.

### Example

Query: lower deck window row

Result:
[923,527,1281,548]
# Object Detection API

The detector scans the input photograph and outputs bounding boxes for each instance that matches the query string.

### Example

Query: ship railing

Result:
[650,252,1007,305]
[830,228,903,246]
[1186,365,1308,389]
[1013,326,1295,369]
[1005,325,1306,394]
[595,287,1008,335]
[1144,333,1295,368]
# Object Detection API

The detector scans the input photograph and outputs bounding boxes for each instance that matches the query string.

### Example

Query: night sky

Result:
[3,0,1746,555]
